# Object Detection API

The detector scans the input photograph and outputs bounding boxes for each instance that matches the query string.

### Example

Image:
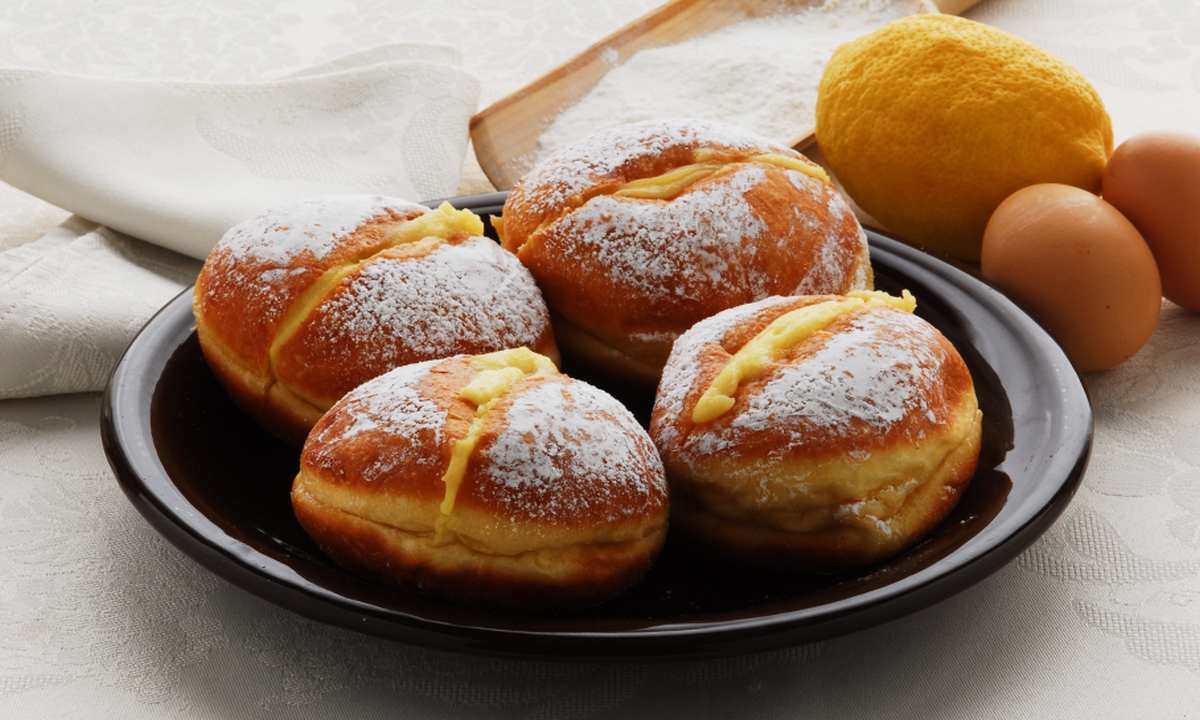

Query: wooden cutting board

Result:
[470,0,983,190]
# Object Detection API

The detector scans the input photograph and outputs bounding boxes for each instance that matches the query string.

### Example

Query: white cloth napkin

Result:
[0,44,479,399]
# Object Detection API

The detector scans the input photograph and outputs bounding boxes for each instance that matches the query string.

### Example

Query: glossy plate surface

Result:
[101,192,1091,660]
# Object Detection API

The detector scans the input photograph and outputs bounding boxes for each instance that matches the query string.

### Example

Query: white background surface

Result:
[2,1,1199,717]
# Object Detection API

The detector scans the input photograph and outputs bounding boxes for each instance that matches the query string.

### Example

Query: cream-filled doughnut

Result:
[292,348,669,607]
[650,291,982,568]
[497,119,872,384]
[194,195,557,442]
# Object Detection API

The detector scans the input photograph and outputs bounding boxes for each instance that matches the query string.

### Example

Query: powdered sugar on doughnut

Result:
[258,266,309,283]
[312,236,549,362]
[655,299,949,461]
[309,359,446,479]
[735,309,937,432]
[848,227,872,289]
[684,308,943,457]
[653,295,799,447]
[218,194,427,265]
[787,171,871,295]
[480,379,666,522]
[521,118,789,216]
[553,165,771,299]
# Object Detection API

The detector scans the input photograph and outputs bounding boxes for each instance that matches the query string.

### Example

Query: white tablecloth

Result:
[2,1,1199,717]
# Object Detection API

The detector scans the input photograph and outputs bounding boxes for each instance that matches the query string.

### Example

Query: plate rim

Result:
[101,192,1092,660]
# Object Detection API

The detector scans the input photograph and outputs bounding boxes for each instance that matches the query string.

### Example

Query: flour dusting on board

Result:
[536,0,934,160]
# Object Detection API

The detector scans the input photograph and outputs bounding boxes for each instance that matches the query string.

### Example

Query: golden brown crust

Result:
[292,479,662,608]
[269,236,559,410]
[654,301,976,456]
[301,355,469,501]
[498,120,871,382]
[196,322,321,443]
[501,120,794,245]
[195,202,423,375]
[668,402,981,569]
[649,294,983,567]
[551,313,665,387]
[294,354,669,607]
[193,196,558,442]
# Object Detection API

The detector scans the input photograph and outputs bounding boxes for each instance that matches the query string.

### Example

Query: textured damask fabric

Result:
[0,44,478,260]
[0,43,479,400]
[1,1,1199,718]
[0,218,198,398]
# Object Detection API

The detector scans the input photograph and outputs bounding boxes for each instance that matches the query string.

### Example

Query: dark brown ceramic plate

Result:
[101,192,1091,660]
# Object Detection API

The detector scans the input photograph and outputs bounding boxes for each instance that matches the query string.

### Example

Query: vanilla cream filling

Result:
[264,202,483,407]
[692,290,917,424]
[433,347,557,541]
[497,150,829,247]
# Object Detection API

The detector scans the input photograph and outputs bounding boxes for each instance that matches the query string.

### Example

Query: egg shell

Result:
[982,183,1161,372]
[1103,131,1200,310]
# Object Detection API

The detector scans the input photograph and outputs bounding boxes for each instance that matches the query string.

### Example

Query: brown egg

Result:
[1103,132,1200,310]
[982,184,1161,372]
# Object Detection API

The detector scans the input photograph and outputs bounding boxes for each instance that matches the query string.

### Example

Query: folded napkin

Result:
[0,44,479,399]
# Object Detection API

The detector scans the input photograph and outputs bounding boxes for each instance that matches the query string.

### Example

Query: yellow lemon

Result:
[816,14,1112,262]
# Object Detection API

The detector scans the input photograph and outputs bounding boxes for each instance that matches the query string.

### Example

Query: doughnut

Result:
[496,119,872,384]
[291,347,669,607]
[649,291,982,568]
[193,195,557,442]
